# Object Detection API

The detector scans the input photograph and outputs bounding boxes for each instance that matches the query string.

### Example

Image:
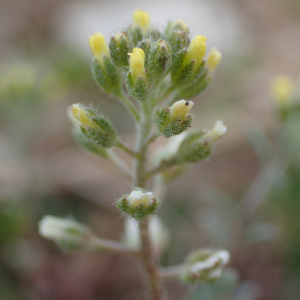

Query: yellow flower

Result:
[127,191,153,208]
[271,75,294,106]
[206,48,222,73]
[89,33,109,65]
[183,35,207,71]
[170,100,194,119]
[128,48,146,79]
[133,10,150,33]
[68,104,98,129]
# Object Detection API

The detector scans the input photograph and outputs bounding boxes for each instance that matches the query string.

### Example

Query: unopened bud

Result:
[133,10,150,34]
[116,190,159,220]
[109,32,130,67]
[206,48,222,73]
[68,104,117,148]
[175,120,226,163]
[183,35,207,72]
[89,33,110,65]
[202,120,227,143]
[164,20,190,56]
[126,48,150,101]
[182,249,230,283]
[155,100,193,138]
[171,36,207,88]
[38,215,91,251]
[148,39,172,80]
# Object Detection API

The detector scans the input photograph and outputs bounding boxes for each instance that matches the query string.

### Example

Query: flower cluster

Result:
[39,10,232,295]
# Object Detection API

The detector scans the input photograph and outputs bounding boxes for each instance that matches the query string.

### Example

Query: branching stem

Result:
[116,91,140,123]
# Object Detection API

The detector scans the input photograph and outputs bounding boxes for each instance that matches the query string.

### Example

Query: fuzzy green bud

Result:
[175,120,226,163]
[38,215,91,251]
[116,190,159,221]
[171,43,206,88]
[182,249,230,283]
[109,32,131,67]
[89,33,121,94]
[126,48,151,101]
[68,104,117,148]
[175,70,211,100]
[164,20,190,56]
[148,39,172,80]
[155,100,194,138]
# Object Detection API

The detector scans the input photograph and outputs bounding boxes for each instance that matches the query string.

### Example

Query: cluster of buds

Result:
[155,100,194,138]
[174,120,227,163]
[181,249,230,283]
[68,104,117,148]
[38,216,91,251]
[86,10,222,101]
[116,190,160,220]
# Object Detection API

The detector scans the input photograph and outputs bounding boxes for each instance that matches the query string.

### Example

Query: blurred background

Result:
[1,0,300,299]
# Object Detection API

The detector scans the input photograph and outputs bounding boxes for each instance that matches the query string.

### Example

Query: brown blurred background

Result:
[1,0,300,299]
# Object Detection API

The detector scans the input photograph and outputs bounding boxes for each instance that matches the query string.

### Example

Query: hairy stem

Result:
[116,138,139,158]
[91,236,138,257]
[116,91,141,123]
[133,101,167,300]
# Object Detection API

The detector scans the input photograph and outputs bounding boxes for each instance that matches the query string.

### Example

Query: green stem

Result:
[133,101,167,300]
[116,138,139,158]
[116,91,140,123]
[107,149,132,182]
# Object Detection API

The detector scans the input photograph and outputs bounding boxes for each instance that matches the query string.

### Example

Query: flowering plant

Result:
[39,10,232,300]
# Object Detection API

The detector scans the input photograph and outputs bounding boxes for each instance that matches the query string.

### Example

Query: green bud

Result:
[181,249,230,283]
[155,100,194,138]
[126,71,151,102]
[171,50,206,88]
[174,70,211,100]
[164,20,190,56]
[116,190,160,221]
[68,104,117,148]
[148,39,172,80]
[109,32,131,67]
[73,127,109,158]
[38,215,91,251]
[137,39,152,68]
[175,121,227,163]
[91,57,121,94]
[128,26,143,47]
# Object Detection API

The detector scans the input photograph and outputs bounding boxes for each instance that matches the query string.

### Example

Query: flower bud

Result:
[271,75,294,107]
[171,36,207,88]
[155,100,193,138]
[164,20,190,56]
[133,10,150,34]
[126,48,151,101]
[89,33,110,65]
[109,32,131,67]
[38,215,91,251]
[68,104,117,148]
[123,216,170,255]
[175,120,226,163]
[89,33,121,94]
[116,190,159,220]
[182,249,230,283]
[183,35,207,72]
[206,48,222,73]
[148,39,172,80]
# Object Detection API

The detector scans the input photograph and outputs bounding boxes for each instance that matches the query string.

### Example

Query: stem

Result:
[146,158,178,179]
[91,236,138,257]
[146,132,161,146]
[133,101,167,300]
[116,91,140,123]
[107,149,132,182]
[159,265,185,282]
[116,138,139,158]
